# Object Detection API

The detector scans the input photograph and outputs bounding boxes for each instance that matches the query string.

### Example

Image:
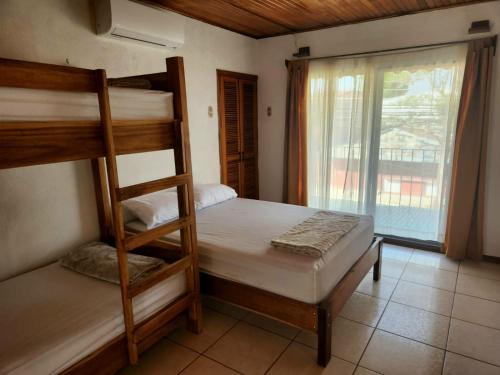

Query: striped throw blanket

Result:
[271,211,360,258]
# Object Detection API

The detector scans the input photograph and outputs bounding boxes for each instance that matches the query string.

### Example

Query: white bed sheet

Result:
[0,86,174,121]
[128,198,374,304]
[0,263,186,375]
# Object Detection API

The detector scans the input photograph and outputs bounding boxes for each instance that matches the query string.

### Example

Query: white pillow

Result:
[123,190,178,229]
[194,184,237,209]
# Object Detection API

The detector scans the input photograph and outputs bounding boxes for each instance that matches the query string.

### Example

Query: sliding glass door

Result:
[307,45,466,242]
[372,64,464,241]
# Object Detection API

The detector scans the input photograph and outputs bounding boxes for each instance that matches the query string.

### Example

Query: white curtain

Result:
[307,57,373,213]
[307,45,466,242]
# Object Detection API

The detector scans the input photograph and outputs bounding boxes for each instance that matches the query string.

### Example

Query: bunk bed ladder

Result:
[95,66,201,365]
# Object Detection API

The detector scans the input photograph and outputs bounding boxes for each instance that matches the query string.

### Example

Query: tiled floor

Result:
[120,245,500,375]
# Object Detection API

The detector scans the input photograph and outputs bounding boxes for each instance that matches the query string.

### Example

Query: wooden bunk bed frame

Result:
[0,56,201,374]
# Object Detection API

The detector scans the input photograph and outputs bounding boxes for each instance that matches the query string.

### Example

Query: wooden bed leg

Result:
[187,296,203,334]
[373,240,383,281]
[317,305,332,367]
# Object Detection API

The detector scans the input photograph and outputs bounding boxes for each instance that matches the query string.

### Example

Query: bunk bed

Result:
[0,57,201,374]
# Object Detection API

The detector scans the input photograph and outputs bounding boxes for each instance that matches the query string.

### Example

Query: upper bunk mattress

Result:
[0,86,174,121]
[127,198,374,304]
[0,262,186,375]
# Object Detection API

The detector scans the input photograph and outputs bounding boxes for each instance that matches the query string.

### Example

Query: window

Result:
[307,45,466,242]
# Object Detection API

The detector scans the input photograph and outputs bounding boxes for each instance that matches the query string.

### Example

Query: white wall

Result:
[256,2,500,257]
[0,0,257,280]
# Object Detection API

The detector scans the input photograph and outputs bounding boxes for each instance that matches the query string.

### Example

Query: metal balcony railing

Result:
[309,146,447,240]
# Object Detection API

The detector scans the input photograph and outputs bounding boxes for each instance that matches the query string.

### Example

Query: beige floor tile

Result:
[339,292,387,327]
[202,296,248,319]
[391,280,454,316]
[295,317,374,363]
[243,312,300,339]
[205,321,289,375]
[181,356,239,375]
[378,302,450,348]
[119,340,198,375]
[294,329,317,348]
[268,342,356,375]
[382,244,413,262]
[447,319,500,366]
[356,273,398,300]
[168,308,237,353]
[443,352,500,375]
[378,258,408,279]
[409,250,459,272]
[354,367,381,375]
[459,260,500,281]
[360,330,444,375]
[456,274,500,302]
[401,263,457,291]
[452,293,500,330]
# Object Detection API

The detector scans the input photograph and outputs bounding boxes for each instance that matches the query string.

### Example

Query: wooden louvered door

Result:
[239,79,258,198]
[219,75,242,195]
[218,70,258,199]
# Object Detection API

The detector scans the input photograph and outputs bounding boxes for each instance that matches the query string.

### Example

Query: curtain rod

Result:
[285,35,497,66]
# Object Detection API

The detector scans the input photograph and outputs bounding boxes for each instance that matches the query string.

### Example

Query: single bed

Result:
[0,263,186,374]
[126,197,383,366]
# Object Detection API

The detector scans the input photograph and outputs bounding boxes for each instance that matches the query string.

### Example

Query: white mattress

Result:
[0,86,174,121]
[128,198,374,304]
[0,263,186,375]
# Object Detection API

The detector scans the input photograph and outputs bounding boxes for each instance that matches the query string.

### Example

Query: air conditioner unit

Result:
[95,0,184,49]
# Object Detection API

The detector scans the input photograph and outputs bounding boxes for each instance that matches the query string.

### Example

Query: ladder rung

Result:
[133,292,195,344]
[124,216,192,251]
[124,233,184,262]
[117,173,190,201]
[137,237,182,252]
[128,255,192,298]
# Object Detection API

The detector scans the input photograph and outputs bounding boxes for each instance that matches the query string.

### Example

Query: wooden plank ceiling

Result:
[139,0,493,38]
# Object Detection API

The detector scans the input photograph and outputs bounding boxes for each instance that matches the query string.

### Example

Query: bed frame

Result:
[0,56,201,374]
[201,237,383,367]
[124,211,384,366]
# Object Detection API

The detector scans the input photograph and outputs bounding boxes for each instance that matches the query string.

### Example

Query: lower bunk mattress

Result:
[128,198,374,305]
[0,263,186,374]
